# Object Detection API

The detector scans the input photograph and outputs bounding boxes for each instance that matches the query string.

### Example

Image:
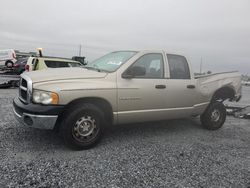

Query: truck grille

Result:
[21,79,27,88]
[19,75,32,103]
[20,88,27,100]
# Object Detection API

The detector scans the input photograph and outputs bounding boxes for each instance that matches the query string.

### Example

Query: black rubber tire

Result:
[200,102,226,130]
[5,61,13,68]
[61,103,105,150]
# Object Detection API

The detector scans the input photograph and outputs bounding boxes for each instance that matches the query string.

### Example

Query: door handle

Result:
[155,85,166,89]
[187,85,195,89]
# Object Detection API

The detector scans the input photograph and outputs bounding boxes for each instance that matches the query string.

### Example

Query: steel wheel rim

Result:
[72,115,98,142]
[211,109,220,122]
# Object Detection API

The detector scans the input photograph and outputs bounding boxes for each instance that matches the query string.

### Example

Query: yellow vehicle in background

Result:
[25,57,82,72]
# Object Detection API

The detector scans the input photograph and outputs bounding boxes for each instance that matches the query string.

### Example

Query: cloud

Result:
[0,0,249,73]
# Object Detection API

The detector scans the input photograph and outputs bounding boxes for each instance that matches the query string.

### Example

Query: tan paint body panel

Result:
[24,50,241,125]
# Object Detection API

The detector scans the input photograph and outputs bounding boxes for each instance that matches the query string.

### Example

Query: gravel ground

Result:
[0,87,249,187]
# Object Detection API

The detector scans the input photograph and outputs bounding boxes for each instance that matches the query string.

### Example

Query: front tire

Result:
[61,103,104,150]
[200,102,226,130]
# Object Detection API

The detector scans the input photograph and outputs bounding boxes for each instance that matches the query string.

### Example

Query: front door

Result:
[117,53,168,124]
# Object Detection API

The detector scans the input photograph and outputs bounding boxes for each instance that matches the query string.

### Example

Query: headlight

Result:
[32,90,59,105]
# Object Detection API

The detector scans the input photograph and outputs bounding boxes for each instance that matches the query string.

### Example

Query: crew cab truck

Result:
[13,50,242,150]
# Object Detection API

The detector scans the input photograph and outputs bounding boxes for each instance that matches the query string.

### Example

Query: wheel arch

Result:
[5,60,13,66]
[211,86,235,102]
[54,97,113,131]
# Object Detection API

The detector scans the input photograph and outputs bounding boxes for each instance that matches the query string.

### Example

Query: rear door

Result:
[164,54,197,117]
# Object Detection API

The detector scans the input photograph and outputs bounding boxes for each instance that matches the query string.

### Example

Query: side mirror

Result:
[122,66,146,79]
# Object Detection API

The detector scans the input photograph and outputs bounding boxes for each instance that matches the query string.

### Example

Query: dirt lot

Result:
[0,86,249,187]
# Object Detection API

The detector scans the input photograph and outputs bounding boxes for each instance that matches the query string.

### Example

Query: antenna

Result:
[200,57,203,74]
[79,44,82,56]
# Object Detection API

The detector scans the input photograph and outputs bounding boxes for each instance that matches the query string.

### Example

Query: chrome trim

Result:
[13,108,22,118]
[13,108,58,130]
[113,107,192,115]
[61,88,115,91]
[113,102,210,115]
[19,96,27,103]
[20,86,27,91]
[193,102,210,107]
[61,88,139,92]
[19,74,33,103]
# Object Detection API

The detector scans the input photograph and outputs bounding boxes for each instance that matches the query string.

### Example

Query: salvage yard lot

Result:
[0,87,250,187]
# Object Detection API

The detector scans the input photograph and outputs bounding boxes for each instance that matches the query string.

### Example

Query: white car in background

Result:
[241,81,250,86]
[0,49,17,68]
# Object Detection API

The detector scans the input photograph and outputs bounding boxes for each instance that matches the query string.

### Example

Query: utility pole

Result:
[200,57,203,74]
[79,44,82,56]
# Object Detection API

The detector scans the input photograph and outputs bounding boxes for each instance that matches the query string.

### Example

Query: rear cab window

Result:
[44,61,80,68]
[68,62,81,67]
[167,54,190,79]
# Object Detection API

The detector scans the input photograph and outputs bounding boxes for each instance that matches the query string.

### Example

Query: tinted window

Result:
[33,59,39,70]
[15,58,27,64]
[68,62,81,67]
[44,61,72,68]
[167,54,190,79]
[129,53,164,78]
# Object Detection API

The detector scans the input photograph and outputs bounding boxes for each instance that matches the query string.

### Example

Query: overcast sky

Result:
[0,0,249,74]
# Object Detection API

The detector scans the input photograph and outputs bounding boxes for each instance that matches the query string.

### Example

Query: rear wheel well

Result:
[211,86,235,102]
[54,97,113,132]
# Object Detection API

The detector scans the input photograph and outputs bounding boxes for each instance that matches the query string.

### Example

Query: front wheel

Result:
[200,102,226,130]
[61,103,104,150]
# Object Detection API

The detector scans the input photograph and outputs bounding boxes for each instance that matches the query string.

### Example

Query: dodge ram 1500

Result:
[13,50,242,149]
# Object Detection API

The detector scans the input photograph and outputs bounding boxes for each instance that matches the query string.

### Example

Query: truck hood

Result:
[23,67,107,83]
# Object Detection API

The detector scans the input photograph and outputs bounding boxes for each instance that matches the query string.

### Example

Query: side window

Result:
[68,62,81,67]
[129,53,164,78]
[44,61,70,68]
[57,62,70,67]
[33,59,39,70]
[167,54,190,79]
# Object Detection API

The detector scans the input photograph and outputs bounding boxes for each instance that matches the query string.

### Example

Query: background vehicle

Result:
[242,81,250,86]
[15,50,36,59]
[13,50,242,150]
[25,57,82,72]
[0,49,16,68]
[72,56,86,65]
[13,58,28,74]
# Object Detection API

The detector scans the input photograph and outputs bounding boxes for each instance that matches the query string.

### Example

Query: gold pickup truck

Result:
[13,50,242,149]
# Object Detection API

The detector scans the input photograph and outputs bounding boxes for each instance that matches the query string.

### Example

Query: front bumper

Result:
[13,97,64,130]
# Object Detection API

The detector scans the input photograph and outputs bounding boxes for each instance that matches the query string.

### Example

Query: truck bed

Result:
[195,71,241,102]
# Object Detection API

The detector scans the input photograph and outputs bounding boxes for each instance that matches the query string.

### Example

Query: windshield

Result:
[86,51,137,72]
